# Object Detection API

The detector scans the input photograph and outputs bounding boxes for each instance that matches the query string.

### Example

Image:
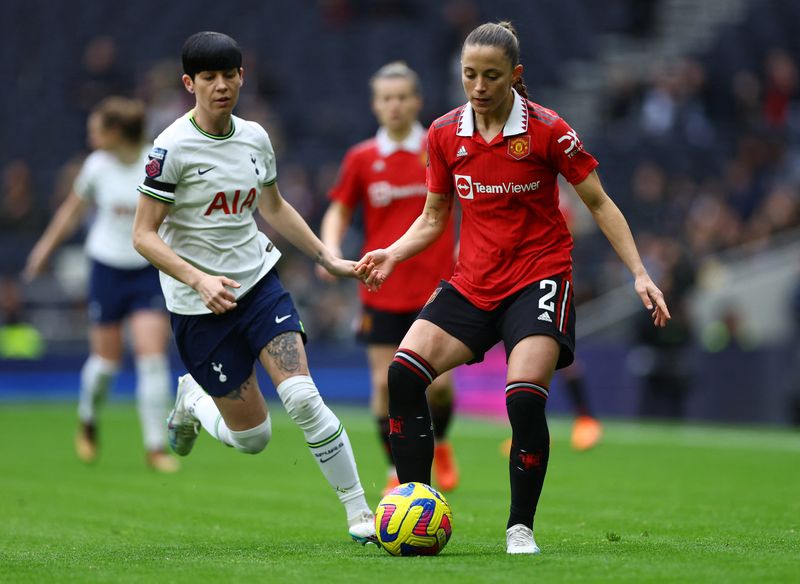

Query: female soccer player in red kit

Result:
[356,22,670,554]
[319,62,459,494]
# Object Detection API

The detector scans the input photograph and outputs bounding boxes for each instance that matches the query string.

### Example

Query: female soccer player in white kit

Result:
[25,97,176,472]
[132,31,376,543]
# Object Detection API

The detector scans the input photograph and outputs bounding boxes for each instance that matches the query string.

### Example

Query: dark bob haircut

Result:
[182,31,242,79]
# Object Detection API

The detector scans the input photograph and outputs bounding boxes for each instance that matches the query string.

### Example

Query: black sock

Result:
[566,376,592,418]
[429,395,453,442]
[506,381,550,530]
[388,349,436,484]
[377,416,394,466]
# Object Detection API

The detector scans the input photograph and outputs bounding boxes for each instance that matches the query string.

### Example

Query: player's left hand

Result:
[634,274,671,327]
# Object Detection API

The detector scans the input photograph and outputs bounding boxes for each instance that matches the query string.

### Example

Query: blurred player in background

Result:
[24,97,177,472]
[557,190,603,450]
[132,31,376,544]
[561,360,602,450]
[318,62,459,494]
[356,21,670,554]
[502,192,604,455]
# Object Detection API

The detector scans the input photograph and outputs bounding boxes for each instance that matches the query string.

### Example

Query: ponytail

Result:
[512,78,529,100]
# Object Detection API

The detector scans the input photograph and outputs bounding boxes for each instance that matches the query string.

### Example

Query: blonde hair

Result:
[93,96,146,144]
[370,61,422,97]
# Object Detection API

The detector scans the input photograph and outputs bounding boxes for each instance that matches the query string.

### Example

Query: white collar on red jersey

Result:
[456,88,528,138]
[376,122,425,157]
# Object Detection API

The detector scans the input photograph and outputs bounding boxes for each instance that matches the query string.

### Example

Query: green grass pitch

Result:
[1,402,798,583]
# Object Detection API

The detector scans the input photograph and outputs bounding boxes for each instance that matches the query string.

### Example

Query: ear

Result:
[238,67,244,87]
[512,63,524,84]
[413,94,423,114]
[181,74,194,94]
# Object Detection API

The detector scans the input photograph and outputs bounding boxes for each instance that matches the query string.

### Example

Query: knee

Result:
[230,416,272,454]
[388,351,436,400]
[276,375,322,422]
[135,353,169,375]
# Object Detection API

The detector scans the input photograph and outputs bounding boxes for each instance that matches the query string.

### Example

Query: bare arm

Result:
[257,182,356,278]
[315,200,353,281]
[354,189,453,289]
[24,192,89,280]
[132,194,241,314]
[319,200,353,257]
[573,170,671,327]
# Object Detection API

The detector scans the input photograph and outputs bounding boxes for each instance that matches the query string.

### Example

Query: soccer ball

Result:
[374,482,453,556]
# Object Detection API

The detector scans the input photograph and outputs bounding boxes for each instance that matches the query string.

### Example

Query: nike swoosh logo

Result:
[320,450,342,463]
[198,166,215,175]
[275,314,291,323]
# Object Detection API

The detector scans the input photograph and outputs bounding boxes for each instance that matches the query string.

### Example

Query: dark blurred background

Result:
[2,0,799,425]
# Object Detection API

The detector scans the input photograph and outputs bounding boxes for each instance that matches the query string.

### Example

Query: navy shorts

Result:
[356,306,419,346]
[170,270,306,397]
[417,275,576,369]
[87,260,165,324]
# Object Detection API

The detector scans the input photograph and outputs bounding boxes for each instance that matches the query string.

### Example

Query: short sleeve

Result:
[72,153,100,202]
[137,137,181,205]
[327,147,362,209]
[426,124,452,194]
[548,118,599,185]
[248,122,277,186]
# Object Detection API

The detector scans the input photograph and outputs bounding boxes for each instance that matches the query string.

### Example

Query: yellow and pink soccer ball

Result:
[374,482,453,556]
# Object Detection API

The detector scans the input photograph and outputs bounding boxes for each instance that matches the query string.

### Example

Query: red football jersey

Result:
[329,123,455,311]
[427,91,598,310]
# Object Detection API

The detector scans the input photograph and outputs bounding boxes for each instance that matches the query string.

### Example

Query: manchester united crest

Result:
[508,136,530,160]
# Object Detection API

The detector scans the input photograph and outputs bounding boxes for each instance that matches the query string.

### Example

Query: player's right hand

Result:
[354,249,394,292]
[196,275,241,314]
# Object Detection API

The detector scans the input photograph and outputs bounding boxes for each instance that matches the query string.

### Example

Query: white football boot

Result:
[166,375,201,456]
[506,524,541,554]
[348,510,379,546]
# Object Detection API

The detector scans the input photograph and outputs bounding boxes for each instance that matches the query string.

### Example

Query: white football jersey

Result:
[74,145,152,269]
[137,112,281,315]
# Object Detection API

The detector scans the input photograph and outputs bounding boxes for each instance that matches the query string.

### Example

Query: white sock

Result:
[276,375,372,520]
[228,414,272,454]
[182,376,235,447]
[78,355,119,422]
[135,354,171,451]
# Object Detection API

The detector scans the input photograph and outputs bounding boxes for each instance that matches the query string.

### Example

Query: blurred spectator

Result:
[0,276,44,359]
[604,65,643,124]
[699,304,754,354]
[639,59,714,149]
[762,49,798,130]
[627,161,668,234]
[0,160,47,276]
[630,238,696,419]
[71,36,130,116]
[439,0,481,108]
[730,70,762,131]
[137,59,189,140]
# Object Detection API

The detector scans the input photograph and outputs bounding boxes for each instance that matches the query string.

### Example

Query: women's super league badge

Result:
[508,135,530,160]
[145,147,168,178]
